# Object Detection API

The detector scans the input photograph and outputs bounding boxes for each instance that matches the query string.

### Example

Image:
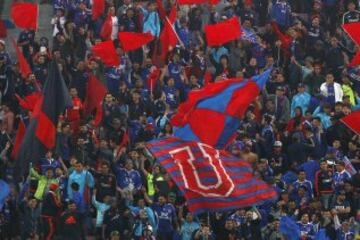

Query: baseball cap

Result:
[0,40,5,46]
[168,192,176,198]
[297,83,305,88]
[110,231,120,237]
[276,86,285,91]
[273,141,282,147]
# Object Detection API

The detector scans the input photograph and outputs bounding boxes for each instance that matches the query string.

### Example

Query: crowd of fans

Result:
[1,0,360,239]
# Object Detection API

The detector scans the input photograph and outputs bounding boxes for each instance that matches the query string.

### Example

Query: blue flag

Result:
[315,229,330,240]
[0,179,10,209]
[279,216,300,240]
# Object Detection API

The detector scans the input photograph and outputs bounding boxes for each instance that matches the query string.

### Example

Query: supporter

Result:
[0,0,359,239]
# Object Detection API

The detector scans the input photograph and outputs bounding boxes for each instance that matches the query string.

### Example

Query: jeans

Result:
[320,193,333,210]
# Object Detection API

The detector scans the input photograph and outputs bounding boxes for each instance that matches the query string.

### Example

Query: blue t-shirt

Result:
[152,203,176,234]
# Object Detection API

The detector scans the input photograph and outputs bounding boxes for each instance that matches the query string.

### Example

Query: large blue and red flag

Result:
[14,61,72,180]
[171,68,272,149]
[146,137,277,214]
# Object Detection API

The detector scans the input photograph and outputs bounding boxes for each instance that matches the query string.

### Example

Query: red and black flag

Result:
[14,61,72,180]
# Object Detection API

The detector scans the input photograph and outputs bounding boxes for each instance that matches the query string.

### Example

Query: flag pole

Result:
[165,16,184,48]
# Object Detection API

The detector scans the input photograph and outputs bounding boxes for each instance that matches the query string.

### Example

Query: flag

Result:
[92,40,120,66]
[12,38,31,78]
[94,104,103,126]
[118,32,154,52]
[160,6,178,60]
[244,0,253,5]
[100,15,112,40]
[0,180,10,209]
[84,75,107,126]
[271,21,292,56]
[11,119,26,159]
[203,71,213,86]
[171,69,272,149]
[241,28,257,44]
[349,51,360,67]
[0,20,7,38]
[177,0,219,5]
[341,111,360,135]
[14,61,72,180]
[146,137,277,214]
[15,92,41,112]
[11,2,38,30]
[146,66,161,93]
[205,17,241,47]
[155,0,167,20]
[343,23,360,46]
[343,156,357,175]
[92,0,105,21]
[315,229,330,240]
[279,216,300,240]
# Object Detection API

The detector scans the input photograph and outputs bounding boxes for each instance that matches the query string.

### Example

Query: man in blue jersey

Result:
[297,213,316,240]
[152,194,179,240]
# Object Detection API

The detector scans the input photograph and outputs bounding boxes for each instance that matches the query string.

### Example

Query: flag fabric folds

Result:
[271,21,292,56]
[92,0,105,21]
[15,92,41,112]
[341,111,360,135]
[14,61,72,179]
[118,32,154,52]
[155,0,167,20]
[279,216,300,240]
[146,137,277,214]
[92,40,120,66]
[100,15,112,40]
[11,2,38,30]
[177,0,220,5]
[11,119,26,159]
[84,75,107,126]
[0,180,10,209]
[146,67,161,93]
[35,61,72,150]
[205,17,241,46]
[343,156,357,175]
[0,20,7,38]
[171,69,272,149]
[160,6,178,60]
[349,51,360,67]
[342,22,360,46]
[12,38,31,78]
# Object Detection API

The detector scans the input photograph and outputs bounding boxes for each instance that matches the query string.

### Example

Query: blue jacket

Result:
[271,0,292,27]
[291,92,311,117]
[67,170,95,199]
[141,8,160,37]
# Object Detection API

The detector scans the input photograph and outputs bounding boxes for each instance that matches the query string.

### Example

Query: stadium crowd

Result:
[1,0,360,239]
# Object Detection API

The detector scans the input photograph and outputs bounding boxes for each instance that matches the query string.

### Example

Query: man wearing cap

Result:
[291,83,311,117]
[269,141,287,172]
[268,85,290,123]
[333,161,352,195]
